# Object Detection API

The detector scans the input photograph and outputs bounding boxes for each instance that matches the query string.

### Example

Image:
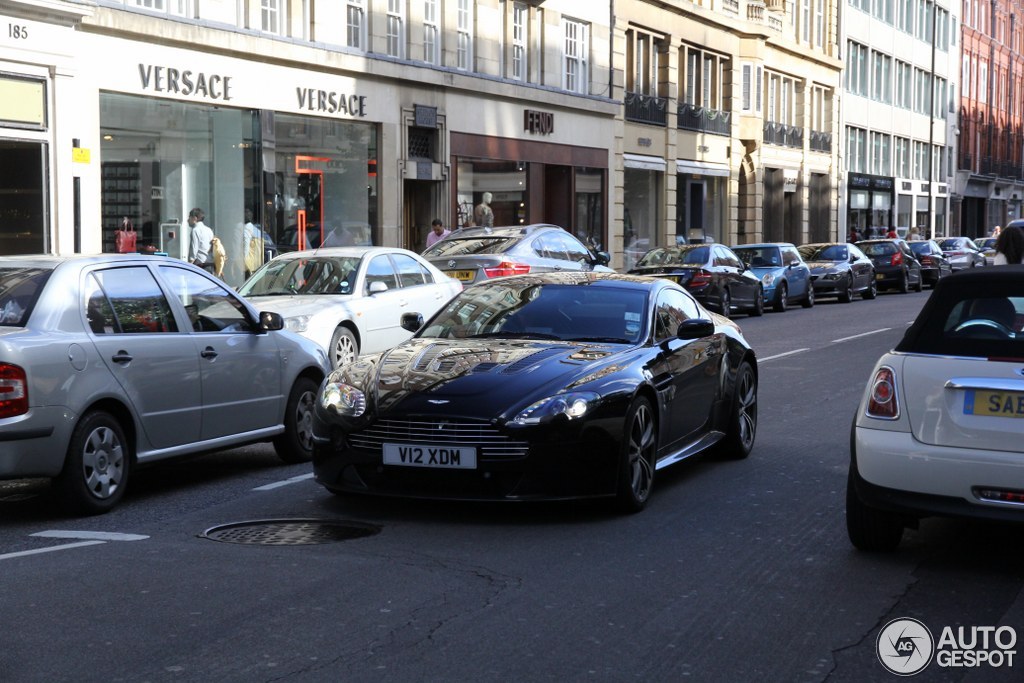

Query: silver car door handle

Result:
[111,351,133,364]
[200,347,218,359]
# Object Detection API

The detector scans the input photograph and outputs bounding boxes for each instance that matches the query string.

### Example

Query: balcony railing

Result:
[625,91,668,127]
[809,130,832,153]
[677,103,731,136]
[763,121,803,148]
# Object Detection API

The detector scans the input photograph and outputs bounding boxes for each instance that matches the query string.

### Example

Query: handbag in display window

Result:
[115,217,137,254]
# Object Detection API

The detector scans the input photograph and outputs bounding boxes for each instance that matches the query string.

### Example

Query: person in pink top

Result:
[425,218,450,249]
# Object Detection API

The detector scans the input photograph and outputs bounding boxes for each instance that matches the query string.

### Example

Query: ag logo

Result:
[877,618,935,676]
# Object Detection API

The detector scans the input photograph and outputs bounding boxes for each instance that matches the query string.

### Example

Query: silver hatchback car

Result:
[0,254,329,514]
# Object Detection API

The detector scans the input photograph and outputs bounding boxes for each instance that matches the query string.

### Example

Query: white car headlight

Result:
[761,273,776,285]
[286,315,311,333]
[321,382,366,417]
[512,391,599,425]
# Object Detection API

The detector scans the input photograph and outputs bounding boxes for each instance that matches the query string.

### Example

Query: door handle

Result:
[200,347,218,359]
[111,351,132,364]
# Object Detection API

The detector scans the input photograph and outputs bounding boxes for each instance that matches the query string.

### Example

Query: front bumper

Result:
[852,425,1024,522]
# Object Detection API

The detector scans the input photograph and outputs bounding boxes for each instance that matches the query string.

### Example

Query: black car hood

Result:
[342,337,624,417]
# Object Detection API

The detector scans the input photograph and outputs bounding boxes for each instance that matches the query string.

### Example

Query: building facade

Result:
[956,0,1024,237]
[1,0,616,287]
[613,0,843,271]
[841,0,959,242]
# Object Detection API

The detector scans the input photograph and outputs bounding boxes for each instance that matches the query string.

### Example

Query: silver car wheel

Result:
[330,326,359,369]
[82,425,126,500]
[295,388,316,452]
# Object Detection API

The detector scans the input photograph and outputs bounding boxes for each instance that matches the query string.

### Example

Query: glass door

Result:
[0,140,47,254]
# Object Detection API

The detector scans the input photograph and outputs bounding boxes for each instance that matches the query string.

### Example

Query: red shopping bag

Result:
[115,217,137,254]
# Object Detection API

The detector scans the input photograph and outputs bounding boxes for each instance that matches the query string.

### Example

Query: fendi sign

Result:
[524,109,554,135]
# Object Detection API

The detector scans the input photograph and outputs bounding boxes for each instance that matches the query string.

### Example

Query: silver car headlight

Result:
[822,272,842,280]
[761,273,776,286]
[286,315,312,333]
[321,382,367,417]
[512,391,599,425]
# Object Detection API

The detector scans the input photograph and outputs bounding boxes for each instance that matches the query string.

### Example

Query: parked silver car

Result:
[0,254,329,514]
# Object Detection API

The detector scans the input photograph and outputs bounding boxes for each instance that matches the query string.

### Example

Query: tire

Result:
[55,411,130,515]
[801,284,815,308]
[898,270,909,294]
[274,376,319,463]
[838,275,854,303]
[846,468,904,551]
[715,361,757,459]
[329,326,359,369]
[773,282,788,313]
[614,397,657,513]
[862,278,878,300]
[913,271,924,292]
[719,288,731,316]
[749,287,764,317]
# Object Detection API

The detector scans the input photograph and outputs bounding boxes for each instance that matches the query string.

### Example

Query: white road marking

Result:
[252,472,315,491]
[831,328,891,343]
[0,541,106,561]
[31,530,149,541]
[760,348,810,362]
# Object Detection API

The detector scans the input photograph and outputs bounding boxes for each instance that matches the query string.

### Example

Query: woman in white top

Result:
[993,224,1024,265]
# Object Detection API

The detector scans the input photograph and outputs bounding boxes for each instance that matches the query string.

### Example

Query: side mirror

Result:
[594,251,611,266]
[676,318,716,340]
[401,312,424,333]
[368,281,388,294]
[259,310,284,332]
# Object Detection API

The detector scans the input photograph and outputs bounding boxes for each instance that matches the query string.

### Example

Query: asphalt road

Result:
[2,286,1022,682]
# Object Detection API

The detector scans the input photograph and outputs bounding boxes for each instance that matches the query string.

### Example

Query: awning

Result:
[624,153,666,171]
[676,159,730,177]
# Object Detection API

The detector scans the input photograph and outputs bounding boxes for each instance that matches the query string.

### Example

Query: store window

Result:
[100,93,260,288]
[574,168,603,252]
[623,168,661,271]
[455,159,526,228]
[676,174,726,243]
[267,113,378,256]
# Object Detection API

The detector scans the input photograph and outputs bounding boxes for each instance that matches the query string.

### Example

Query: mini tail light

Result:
[0,363,29,419]
[483,262,531,278]
[689,269,712,287]
[866,366,899,420]
[890,251,904,266]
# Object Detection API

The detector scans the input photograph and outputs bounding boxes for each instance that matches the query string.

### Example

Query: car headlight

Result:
[320,382,366,417]
[761,273,776,286]
[512,391,599,425]
[285,315,311,333]
[823,272,842,280]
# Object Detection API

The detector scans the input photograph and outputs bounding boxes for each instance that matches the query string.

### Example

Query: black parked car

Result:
[627,243,764,317]
[423,224,612,286]
[798,242,877,302]
[855,238,924,293]
[907,239,954,287]
[312,272,758,512]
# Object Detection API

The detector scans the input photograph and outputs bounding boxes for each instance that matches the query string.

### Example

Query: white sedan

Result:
[239,247,462,368]
[847,265,1024,551]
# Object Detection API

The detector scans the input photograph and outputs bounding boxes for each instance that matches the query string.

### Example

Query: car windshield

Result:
[800,244,847,261]
[978,238,997,249]
[909,242,932,255]
[938,238,964,250]
[635,246,709,267]
[859,242,898,256]
[0,267,51,326]
[420,281,648,344]
[423,236,516,257]
[733,247,782,267]
[239,256,361,296]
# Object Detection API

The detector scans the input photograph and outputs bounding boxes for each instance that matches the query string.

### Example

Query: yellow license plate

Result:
[964,389,1024,418]
[658,275,679,283]
[448,270,476,282]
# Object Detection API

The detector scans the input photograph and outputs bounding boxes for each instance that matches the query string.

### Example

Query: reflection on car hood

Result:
[806,261,843,271]
[345,337,621,416]
[246,294,356,316]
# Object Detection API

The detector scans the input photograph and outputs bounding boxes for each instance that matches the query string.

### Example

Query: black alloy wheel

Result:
[750,287,764,317]
[898,270,910,294]
[838,275,854,303]
[862,277,878,300]
[719,288,731,316]
[802,285,815,308]
[715,361,757,459]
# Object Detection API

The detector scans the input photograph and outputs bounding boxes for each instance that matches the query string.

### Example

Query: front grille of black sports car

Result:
[348,419,530,459]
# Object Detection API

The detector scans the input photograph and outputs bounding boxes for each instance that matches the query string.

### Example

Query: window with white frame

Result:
[895,136,910,177]
[810,85,831,133]
[846,42,868,96]
[979,61,987,103]
[802,0,811,42]
[386,0,405,58]
[563,18,589,94]
[346,0,366,50]
[870,132,891,175]
[913,68,931,114]
[896,0,912,32]
[742,64,753,110]
[261,0,283,35]
[628,29,658,95]
[765,72,796,125]
[815,0,825,47]
[846,126,867,173]
[457,0,473,71]
[933,76,946,117]
[871,50,892,103]
[913,140,927,179]
[131,0,193,16]
[741,63,764,113]
[424,0,440,64]
[511,2,527,81]
[896,60,912,108]
[680,44,724,109]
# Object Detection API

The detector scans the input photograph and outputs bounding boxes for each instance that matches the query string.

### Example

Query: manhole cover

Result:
[200,519,380,545]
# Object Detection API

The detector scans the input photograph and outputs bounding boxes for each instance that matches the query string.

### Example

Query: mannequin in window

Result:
[474,192,494,228]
